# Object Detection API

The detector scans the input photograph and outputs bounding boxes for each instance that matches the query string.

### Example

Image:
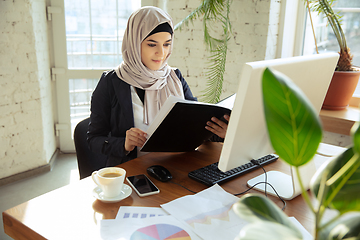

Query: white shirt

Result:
[130,86,149,157]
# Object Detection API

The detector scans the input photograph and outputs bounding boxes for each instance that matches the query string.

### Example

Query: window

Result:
[302,1,360,96]
[51,0,140,151]
[65,0,140,69]
[64,0,141,134]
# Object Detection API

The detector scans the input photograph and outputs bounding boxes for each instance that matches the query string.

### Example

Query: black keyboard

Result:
[188,154,279,186]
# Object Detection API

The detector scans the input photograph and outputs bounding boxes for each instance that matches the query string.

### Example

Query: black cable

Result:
[234,181,286,210]
[234,181,267,196]
[251,159,267,197]
[238,159,286,211]
[170,180,198,194]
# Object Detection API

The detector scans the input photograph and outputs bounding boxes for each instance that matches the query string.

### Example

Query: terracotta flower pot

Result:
[322,70,360,110]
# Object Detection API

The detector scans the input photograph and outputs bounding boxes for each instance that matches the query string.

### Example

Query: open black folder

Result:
[140,94,235,152]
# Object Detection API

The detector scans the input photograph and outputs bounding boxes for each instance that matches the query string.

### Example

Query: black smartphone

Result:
[126,174,160,197]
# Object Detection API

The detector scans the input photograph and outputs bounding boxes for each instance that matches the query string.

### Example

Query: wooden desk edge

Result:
[3,211,46,240]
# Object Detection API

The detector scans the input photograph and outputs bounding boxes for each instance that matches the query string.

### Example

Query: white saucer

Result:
[93,184,132,203]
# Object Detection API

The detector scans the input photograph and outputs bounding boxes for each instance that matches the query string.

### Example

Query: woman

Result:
[87,6,229,166]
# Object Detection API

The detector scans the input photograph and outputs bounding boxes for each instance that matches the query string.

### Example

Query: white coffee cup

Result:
[92,167,126,198]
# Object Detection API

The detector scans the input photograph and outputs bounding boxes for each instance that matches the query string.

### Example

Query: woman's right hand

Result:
[124,128,148,152]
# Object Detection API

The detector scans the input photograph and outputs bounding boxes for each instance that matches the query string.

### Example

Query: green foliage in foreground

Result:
[233,68,360,240]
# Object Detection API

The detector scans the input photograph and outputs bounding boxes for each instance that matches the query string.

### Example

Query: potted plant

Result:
[305,0,360,110]
[233,67,360,239]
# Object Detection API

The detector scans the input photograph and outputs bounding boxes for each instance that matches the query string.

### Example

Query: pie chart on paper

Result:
[130,223,191,240]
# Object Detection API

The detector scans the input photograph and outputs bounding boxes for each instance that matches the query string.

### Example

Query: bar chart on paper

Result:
[130,223,191,240]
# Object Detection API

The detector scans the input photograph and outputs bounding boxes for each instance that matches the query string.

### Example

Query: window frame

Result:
[285,2,360,135]
[290,3,360,103]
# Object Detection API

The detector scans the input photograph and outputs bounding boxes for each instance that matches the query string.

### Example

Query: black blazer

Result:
[87,69,197,166]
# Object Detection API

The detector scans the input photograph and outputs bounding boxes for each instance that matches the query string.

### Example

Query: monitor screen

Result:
[218,52,339,172]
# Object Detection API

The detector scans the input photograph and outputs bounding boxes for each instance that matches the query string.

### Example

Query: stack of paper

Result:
[99,185,312,240]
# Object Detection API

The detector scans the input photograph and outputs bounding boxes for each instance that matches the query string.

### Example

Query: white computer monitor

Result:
[218,52,339,200]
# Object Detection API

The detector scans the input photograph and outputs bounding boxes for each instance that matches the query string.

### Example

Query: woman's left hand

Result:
[205,114,230,139]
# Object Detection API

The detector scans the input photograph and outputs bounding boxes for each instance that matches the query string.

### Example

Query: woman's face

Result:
[141,31,172,70]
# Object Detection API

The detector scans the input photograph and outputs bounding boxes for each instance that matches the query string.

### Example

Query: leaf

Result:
[306,0,351,70]
[200,43,227,103]
[233,194,302,238]
[174,0,218,30]
[236,222,302,240]
[175,0,232,103]
[262,67,322,167]
[351,121,360,154]
[317,213,360,240]
[311,147,360,213]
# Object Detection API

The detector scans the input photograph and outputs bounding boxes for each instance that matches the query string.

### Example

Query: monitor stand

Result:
[247,156,318,200]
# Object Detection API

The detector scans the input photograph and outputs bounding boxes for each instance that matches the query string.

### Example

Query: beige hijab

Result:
[115,6,184,125]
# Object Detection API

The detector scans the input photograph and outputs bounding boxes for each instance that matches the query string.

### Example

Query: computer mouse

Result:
[147,165,172,182]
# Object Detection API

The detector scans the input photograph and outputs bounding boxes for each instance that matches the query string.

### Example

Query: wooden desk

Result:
[3,142,314,239]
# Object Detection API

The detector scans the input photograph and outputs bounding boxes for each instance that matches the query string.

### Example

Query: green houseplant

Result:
[175,0,232,103]
[305,0,360,110]
[233,67,360,239]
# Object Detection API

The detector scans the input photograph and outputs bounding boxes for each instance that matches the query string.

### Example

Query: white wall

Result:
[0,0,56,180]
[166,0,281,99]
